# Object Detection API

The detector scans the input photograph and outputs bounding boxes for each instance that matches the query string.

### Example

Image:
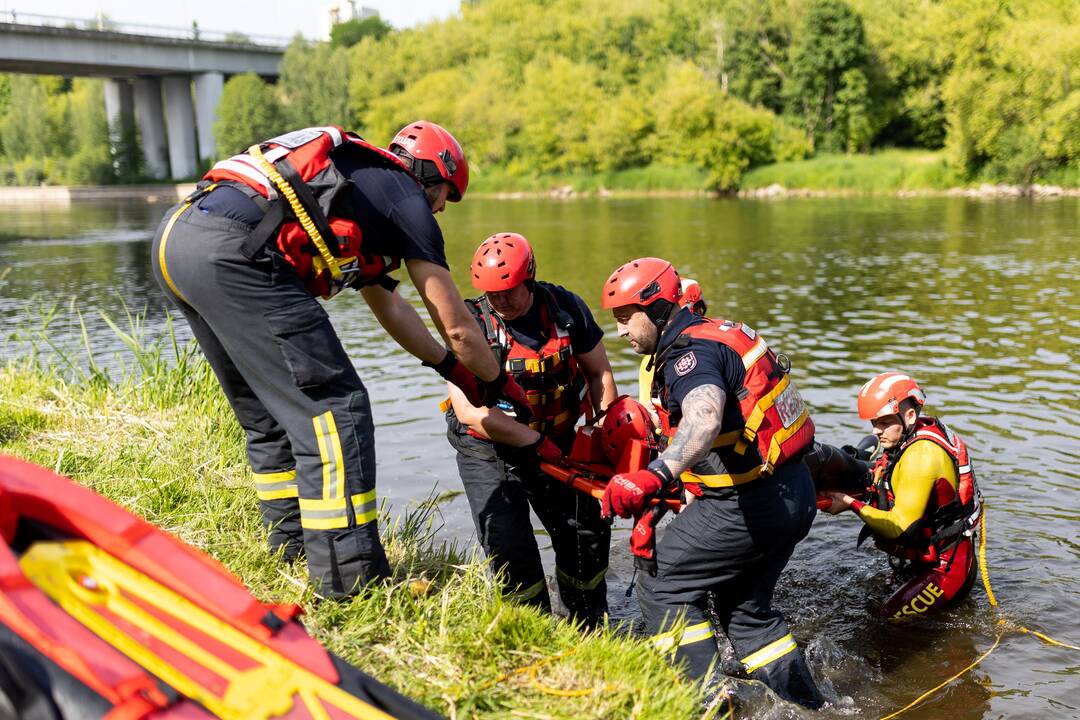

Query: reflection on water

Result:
[1,197,1078,718]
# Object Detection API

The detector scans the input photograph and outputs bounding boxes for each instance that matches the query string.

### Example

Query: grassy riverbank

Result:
[0,324,711,719]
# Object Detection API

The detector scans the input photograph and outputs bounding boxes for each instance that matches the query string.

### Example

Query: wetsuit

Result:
[855,420,981,621]
[640,308,822,708]
[151,141,447,599]
[445,283,610,626]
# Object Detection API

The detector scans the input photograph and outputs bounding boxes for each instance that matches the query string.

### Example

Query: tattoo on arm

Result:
[660,384,726,477]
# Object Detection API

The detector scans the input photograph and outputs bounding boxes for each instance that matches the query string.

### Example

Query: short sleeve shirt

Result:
[657,309,747,430]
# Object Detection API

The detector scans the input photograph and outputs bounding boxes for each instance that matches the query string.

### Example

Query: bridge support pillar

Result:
[193,72,224,163]
[133,77,169,179]
[103,79,135,175]
[162,75,198,180]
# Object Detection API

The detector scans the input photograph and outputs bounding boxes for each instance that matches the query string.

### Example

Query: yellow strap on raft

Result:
[680,465,762,488]
[20,540,395,720]
[247,143,344,280]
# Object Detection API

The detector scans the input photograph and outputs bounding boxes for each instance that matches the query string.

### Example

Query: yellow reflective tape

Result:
[351,490,378,525]
[298,496,347,512]
[157,201,194,305]
[313,411,345,501]
[505,579,546,603]
[556,565,608,592]
[766,407,811,467]
[252,469,297,482]
[741,337,769,369]
[681,466,761,488]
[741,633,797,673]
[679,621,715,646]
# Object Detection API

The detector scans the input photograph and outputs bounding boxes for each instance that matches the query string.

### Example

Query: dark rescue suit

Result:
[151,126,448,599]
[640,308,822,709]
[445,283,610,626]
[860,417,982,621]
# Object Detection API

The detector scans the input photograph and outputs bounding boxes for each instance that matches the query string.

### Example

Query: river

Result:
[1,196,1078,718]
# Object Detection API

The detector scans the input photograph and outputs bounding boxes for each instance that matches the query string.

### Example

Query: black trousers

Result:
[150,200,390,598]
[637,461,823,709]
[448,422,610,627]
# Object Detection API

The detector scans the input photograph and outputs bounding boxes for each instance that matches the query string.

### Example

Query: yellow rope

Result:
[881,502,1078,719]
[246,144,342,279]
[878,630,1005,720]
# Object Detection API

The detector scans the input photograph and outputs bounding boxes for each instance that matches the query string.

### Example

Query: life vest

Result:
[864,416,981,562]
[470,283,591,437]
[203,125,420,299]
[649,317,815,488]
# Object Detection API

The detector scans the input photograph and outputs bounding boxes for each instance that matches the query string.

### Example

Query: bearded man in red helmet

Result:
[821,373,982,621]
[151,122,527,599]
[444,233,617,626]
[599,257,823,708]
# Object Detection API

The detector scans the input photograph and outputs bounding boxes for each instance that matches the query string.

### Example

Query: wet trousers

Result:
[150,199,390,599]
[449,425,610,627]
[636,461,824,709]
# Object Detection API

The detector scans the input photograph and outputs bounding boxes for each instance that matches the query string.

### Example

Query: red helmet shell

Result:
[601,257,681,310]
[472,233,535,291]
[389,120,469,201]
[858,372,927,420]
[601,396,656,465]
[678,278,707,315]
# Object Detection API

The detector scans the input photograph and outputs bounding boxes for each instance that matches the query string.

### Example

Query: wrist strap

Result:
[647,459,676,486]
[422,349,455,373]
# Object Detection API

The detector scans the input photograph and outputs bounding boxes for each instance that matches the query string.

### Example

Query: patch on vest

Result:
[267,128,323,149]
[673,352,697,376]
[774,383,807,428]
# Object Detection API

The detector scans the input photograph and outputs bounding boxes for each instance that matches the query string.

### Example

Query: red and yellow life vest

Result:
[472,284,591,437]
[204,126,419,299]
[867,416,981,561]
[649,318,815,488]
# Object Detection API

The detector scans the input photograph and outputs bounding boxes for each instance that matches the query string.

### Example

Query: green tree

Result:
[214,74,288,156]
[783,0,871,152]
[835,68,872,153]
[1,76,50,160]
[330,16,393,48]
[280,38,351,128]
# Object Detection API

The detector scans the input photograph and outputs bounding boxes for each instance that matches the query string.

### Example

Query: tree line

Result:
[1,0,1077,189]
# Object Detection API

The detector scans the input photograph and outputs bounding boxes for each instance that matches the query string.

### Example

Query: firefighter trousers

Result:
[150,200,390,599]
[448,424,610,627]
[637,461,823,709]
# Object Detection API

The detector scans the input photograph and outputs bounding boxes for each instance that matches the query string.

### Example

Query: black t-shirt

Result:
[472,282,603,356]
[657,308,747,431]
[194,143,447,269]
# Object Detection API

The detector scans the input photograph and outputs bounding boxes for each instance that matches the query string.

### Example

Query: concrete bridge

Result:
[0,14,287,179]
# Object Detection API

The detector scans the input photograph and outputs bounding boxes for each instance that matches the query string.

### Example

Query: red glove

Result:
[529,435,563,464]
[601,468,664,519]
[424,351,485,406]
[630,511,659,561]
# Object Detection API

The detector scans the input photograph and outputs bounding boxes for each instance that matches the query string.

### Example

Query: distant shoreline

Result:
[1,181,1077,205]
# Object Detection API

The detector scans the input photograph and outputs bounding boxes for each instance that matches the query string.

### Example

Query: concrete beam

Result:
[0,23,283,77]
[133,77,169,180]
[162,76,198,180]
[193,72,224,163]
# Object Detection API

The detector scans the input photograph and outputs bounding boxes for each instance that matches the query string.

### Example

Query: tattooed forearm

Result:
[659,384,726,477]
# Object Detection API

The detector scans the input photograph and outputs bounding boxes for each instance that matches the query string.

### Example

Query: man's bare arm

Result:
[657,383,726,477]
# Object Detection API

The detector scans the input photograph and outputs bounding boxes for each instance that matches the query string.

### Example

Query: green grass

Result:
[740,149,965,192]
[0,313,714,719]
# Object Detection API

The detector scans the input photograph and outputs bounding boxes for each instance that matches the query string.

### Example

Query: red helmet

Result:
[601,257,681,310]
[857,372,927,420]
[600,396,656,465]
[389,120,469,201]
[678,278,707,315]
[471,233,535,291]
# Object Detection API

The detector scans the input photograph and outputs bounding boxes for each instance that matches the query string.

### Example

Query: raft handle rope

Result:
[879,503,1078,720]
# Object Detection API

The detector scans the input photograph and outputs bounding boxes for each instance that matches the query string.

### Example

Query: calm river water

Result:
[1,196,1078,718]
